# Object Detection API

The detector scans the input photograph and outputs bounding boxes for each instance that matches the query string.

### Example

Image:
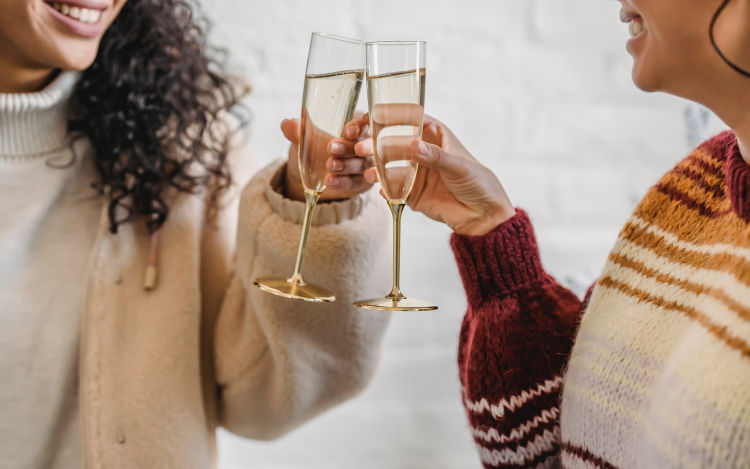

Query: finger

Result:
[326,156,370,175]
[325,174,372,193]
[411,139,469,177]
[328,138,357,157]
[354,138,374,157]
[370,103,423,127]
[343,113,370,140]
[376,135,414,163]
[422,121,443,147]
[280,118,300,144]
[422,113,445,128]
[364,167,378,185]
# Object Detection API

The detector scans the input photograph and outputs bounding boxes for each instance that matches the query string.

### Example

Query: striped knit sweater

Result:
[450,130,750,469]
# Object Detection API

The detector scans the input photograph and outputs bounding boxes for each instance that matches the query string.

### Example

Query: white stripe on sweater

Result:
[472,407,560,443]
[606,254,750,339]
[477,426,560,466]
[602,239,750,315]
[464,376,563,420]
[613,238,750,309]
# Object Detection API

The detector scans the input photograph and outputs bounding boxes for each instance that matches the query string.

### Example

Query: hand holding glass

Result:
[254,33,365,302]
[354,41,437,311]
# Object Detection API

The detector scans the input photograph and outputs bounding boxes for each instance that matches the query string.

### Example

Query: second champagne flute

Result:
[254,33,365,302]
[354,41,437,311]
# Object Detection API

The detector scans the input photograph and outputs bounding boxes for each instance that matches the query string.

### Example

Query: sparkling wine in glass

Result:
[354,41,437,311]
[254,33,365,302]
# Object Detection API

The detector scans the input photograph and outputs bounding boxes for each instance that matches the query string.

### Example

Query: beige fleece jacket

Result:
[1,71,392,468]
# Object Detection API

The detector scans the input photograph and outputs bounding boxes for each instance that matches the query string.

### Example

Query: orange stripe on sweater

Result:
[620,222,750,286]
[598,277,750,359]
[608,252,750,323]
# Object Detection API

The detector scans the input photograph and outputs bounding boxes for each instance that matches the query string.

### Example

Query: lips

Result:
[48,2,103,23]
[43,0,109,38]
[620,6,645,38]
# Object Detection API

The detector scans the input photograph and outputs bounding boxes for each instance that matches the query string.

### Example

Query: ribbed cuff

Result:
[450,208,545,305]
[263,162,366,226]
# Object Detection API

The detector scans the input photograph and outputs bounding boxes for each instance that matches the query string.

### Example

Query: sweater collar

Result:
[723,131,750,222]
[0,71,80,157]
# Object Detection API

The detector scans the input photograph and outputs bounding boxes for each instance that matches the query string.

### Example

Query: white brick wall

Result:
[199,1,726,467]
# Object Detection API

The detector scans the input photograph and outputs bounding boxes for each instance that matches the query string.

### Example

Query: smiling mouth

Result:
[46,1,104,24]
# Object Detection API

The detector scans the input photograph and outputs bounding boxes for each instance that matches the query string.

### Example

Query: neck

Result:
[0,46,58,93]
[711,98,750,165]
[704,0,750,163]
[738,131,750,165]
[0,69,58,93]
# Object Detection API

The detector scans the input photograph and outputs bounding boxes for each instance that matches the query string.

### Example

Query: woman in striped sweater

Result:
[361,0,750,467]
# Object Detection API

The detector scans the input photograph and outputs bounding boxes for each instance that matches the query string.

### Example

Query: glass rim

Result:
[366,40,427,46]
[311,32,365,45]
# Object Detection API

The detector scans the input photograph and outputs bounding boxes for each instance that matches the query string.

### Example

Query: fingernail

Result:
[417,141,430,159]
[330,142,345,155]
[328,176,341,187]
[345,125,358,139]
[327,159,344,171]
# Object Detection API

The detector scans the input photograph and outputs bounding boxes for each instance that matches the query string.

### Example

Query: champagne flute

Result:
[254,33,365,302]
[354,41,437,311]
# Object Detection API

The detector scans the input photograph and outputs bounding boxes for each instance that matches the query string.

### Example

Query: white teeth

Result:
[51,3,102,23]
[628,19,644,37]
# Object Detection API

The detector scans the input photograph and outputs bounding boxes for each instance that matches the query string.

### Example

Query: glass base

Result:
[254,277,335,303]
[353,296,438,311]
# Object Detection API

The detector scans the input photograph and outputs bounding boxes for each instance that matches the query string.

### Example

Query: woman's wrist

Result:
[452,206,516,237]
[282,163,307,201]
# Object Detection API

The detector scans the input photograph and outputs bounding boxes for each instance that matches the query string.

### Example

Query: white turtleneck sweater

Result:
[0,72,94,468]
[0,69,393,469]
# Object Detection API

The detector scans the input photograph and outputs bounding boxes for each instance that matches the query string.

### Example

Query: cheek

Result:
[630,20,706,92]
[22,2,115,71]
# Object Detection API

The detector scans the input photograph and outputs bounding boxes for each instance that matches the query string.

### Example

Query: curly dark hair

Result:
[68,0,248,234]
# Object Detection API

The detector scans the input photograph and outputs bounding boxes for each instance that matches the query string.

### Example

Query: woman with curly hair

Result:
[0,0,389,467]
[358,0,750,467]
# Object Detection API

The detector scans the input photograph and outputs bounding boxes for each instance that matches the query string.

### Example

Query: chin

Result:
[630,61,661,93]
[51,42,101,71]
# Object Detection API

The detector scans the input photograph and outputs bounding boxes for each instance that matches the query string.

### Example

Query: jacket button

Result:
[116,435,126,444]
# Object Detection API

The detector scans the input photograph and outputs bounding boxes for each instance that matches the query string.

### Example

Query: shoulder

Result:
[615,130,738,249]
[664,130,735,184]
[643,130,735,216]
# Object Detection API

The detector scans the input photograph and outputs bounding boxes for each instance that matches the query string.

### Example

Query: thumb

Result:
[280,118,300,144]
[411,139,467,177]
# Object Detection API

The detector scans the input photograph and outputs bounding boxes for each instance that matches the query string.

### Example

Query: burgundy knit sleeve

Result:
[451,209,588,468]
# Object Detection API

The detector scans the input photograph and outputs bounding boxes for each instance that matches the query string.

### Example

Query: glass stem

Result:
[288,189,321,286]
[386,201,406,300]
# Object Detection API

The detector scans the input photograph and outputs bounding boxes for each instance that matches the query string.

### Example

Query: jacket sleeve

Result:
[450,209,591,468]
[209,158,392,440]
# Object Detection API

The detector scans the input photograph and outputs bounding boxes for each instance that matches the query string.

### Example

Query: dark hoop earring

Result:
[709,0,750,78]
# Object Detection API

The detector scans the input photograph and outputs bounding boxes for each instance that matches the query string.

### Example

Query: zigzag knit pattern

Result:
[451,130,750,468]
